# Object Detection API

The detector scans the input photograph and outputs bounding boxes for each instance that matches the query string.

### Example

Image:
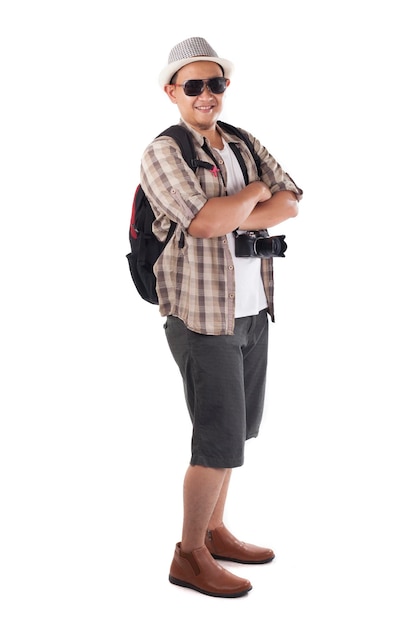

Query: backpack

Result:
[126,121,262,304]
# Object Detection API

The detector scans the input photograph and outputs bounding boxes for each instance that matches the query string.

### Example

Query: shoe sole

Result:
[211,554,275,565]
[169,575,252,598]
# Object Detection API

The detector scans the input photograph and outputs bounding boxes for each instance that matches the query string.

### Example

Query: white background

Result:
[1,1,416,624]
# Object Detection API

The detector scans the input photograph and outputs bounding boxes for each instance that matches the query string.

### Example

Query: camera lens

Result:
[255,235,287,257]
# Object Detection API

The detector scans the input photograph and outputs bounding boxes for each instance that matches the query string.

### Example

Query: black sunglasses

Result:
[173,76,228,97]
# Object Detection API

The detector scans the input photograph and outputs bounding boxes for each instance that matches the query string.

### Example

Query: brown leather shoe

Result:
[205,523,275,564]
[169,542,252,598]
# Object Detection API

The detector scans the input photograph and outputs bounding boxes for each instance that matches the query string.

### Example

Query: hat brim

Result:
[159,56,234,89]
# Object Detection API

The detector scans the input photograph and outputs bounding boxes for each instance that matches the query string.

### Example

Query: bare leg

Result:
[181,465,228,553]
[208,468,232,530]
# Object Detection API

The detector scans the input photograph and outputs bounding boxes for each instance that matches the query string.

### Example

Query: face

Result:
[164,61,230,133]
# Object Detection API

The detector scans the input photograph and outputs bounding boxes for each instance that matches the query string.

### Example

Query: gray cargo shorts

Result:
[164,310,269,468]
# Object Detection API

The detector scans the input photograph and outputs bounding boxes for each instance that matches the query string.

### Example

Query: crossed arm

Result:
[187,182,299,238]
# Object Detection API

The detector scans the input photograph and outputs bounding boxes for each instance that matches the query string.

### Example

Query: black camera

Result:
[234,230,287,258]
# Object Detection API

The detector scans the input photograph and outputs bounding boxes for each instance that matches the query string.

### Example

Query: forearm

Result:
[187,181,271,238]
[239,190,299,230]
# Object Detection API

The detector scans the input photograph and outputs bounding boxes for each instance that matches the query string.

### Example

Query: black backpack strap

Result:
[200,139,227,187]
[228,143,250,186]
[159,122,262,179]
[155,125,214,249]
[158,125,213,173]
[217,120,262,178]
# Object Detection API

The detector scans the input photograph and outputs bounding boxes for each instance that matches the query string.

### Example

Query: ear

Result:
[164,84,178,103]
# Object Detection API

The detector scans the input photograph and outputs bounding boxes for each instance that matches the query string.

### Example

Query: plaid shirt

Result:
[140,120,302,335]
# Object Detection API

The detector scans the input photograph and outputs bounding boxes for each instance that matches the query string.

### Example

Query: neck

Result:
[202,128,224,149]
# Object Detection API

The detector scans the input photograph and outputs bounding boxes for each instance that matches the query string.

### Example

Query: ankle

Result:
[208,520,224,532]
[180,540,205,554]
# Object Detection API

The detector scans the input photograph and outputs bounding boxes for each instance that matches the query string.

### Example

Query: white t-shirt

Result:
[216,142,268,318]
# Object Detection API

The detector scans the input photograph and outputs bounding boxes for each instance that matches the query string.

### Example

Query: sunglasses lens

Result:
[208,77,227,94]
[182,77,227,96]
[183,80,204,96]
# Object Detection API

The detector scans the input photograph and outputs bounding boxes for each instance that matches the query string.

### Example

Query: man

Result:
[140,37,302,597]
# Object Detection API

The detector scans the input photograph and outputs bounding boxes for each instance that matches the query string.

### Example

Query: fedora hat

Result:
[158,37,234,88]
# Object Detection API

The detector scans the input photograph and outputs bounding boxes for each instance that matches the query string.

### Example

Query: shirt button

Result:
[228,265,233,270]
[222,239,227,244]
[229,293,235,299]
